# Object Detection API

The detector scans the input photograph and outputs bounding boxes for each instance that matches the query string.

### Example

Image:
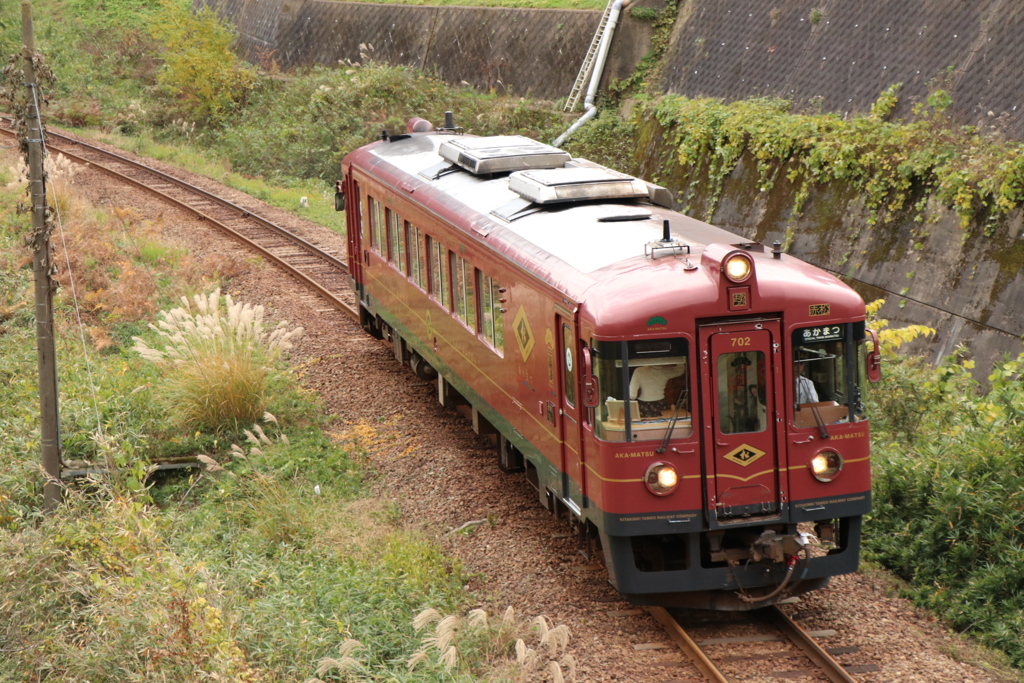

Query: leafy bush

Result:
[866,349,1024,667]
[148,0,257,123]
[213,63,564,182]
[133,289,303,432]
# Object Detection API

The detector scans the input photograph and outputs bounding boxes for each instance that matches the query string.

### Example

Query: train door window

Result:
[792,323,865,428]
[428,236,450,310]
[407,222,426,290]
[716,351,767,434]
[450,251,476,331]
[387,209,405,272]
[592,339,691,442]
[562,324,576,407]
[368,197,386,255]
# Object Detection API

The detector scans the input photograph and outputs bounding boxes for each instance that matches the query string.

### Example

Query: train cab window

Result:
[407,222,427,290]
[478,271,504,354]
[387,209,405,272]
[368,197,386,254]
[791,323,866,428]
[428,237,450,310]
[592,339,692,443]
[450,252,476,331]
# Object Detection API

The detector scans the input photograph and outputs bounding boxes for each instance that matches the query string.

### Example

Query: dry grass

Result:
[6,153,248,345]
[133,289,303,431]
[408,606,578,681]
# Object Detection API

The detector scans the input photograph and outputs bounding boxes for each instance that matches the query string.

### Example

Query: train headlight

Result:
[810,450,843,482]
[645,462,679,496]
[724,253,753,283]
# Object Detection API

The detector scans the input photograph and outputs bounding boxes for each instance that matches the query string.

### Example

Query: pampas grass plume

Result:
[413,608,441,631]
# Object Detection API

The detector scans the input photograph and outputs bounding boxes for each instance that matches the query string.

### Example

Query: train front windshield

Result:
[792,322,867,427]
[593,338,692,443]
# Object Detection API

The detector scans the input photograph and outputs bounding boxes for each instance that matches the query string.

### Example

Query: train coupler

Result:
[750,530,811,564]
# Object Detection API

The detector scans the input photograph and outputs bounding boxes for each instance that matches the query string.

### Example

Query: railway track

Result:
[638,604,878,682]
[0,118,358,322]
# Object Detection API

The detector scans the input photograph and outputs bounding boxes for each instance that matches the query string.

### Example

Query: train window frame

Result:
[790,323,866,428]
[387,208,405,272]
[716,350,768,435]
[367,196,380,252]
[427,236,450,310]
[450,251,476,331]
[407,221,427,290]
[476,270,504,355]
[592,338,692,443]
[562,324,576,407]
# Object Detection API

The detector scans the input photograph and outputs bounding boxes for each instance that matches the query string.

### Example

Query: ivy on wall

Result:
[640,88,1024,232]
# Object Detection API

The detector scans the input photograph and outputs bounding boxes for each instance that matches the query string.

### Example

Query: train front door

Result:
[698,320,784,526]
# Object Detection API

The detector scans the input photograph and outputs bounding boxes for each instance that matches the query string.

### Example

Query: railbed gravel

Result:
[65,140,1019,683]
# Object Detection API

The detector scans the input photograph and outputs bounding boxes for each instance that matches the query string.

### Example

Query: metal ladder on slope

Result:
[563,0,617,113]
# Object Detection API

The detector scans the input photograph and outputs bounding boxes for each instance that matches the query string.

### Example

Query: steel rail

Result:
[647,607,730,683]
[763,605,858,683]
[649,605,858,683]
[0,120,358,321]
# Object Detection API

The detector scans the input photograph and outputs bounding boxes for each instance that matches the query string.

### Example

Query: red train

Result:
[338,116,881,609]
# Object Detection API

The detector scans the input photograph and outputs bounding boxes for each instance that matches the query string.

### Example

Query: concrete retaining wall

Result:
[662,0,1024,140]
[197,0,653,100]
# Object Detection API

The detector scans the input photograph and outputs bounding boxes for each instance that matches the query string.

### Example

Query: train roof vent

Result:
[438,136,570,175]
[508,167,649,205]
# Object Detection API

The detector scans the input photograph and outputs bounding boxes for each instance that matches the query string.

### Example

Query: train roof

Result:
[344,133,865,332]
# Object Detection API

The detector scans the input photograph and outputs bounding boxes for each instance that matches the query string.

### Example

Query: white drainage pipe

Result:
[553,0,626,148]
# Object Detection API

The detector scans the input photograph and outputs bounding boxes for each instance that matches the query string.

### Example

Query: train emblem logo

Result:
[723,444,766,467]
[513,306,535,362]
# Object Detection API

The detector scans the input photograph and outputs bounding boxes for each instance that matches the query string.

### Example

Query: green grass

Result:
[0,143,478,679]
[74,127,351,235]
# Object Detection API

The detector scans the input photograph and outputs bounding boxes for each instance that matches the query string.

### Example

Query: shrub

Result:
[133,288,303,432]
[866,348,1024,667]
[148,0,257,123]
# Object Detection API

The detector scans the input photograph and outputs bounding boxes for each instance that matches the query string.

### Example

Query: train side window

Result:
[477,271,504,354]
[450,251,476,331]
[368,197,386,255]
[428,236,450,310]
[368,197,379,252]
[407,222,427,290]
[387,209,405,272]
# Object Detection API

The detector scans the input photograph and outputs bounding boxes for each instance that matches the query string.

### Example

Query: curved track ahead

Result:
[0,119,359,321]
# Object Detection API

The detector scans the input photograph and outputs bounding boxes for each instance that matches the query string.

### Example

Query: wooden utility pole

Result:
[22,0,62,512]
